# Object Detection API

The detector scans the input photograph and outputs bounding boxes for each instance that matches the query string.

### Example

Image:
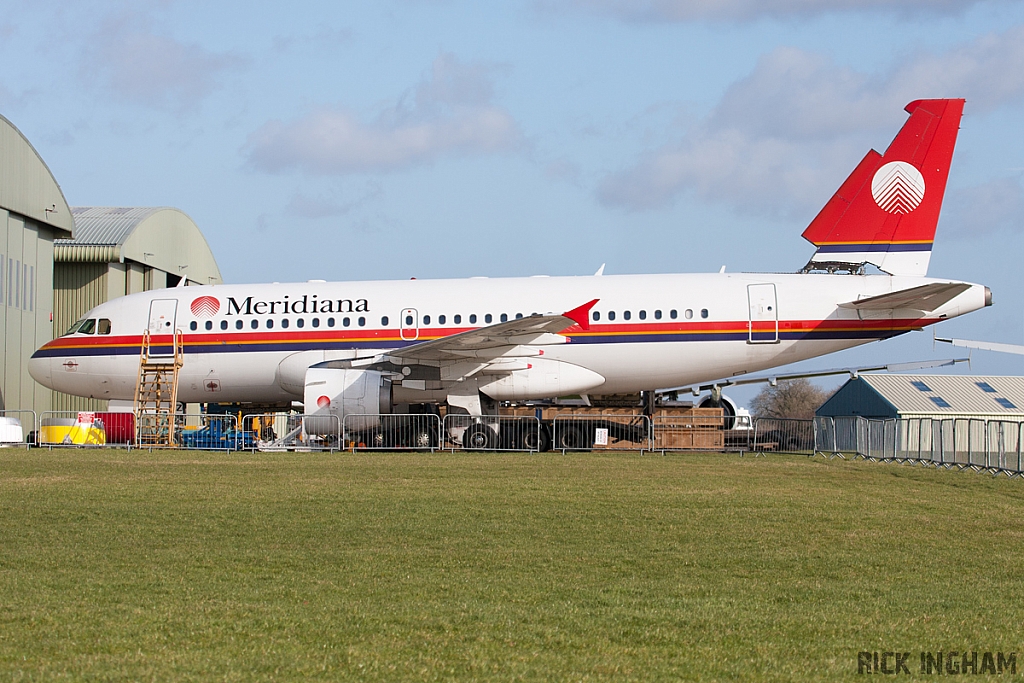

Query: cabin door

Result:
[747,284,778,344]
[148,299,178,335]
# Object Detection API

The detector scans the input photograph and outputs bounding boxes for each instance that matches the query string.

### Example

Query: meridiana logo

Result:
[190,295,220,318]
[871,161,926,214]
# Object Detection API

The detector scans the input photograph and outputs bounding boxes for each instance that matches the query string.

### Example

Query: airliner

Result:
[30,99,991,445]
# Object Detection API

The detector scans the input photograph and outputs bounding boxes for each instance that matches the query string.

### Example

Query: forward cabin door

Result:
[148,299,178,336]
[747,284,778,344]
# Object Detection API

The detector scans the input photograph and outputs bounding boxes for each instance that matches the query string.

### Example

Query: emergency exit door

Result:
[400,308,419,341]
[747,283,778,343]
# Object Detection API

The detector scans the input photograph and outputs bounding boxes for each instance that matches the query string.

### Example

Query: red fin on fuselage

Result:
[802,99,964,277]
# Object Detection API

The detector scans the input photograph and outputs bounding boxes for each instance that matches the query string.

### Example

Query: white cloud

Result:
[244,53,521,175]
[561,0,995,22]
[599,25,1024,215]
[81,14,247,112]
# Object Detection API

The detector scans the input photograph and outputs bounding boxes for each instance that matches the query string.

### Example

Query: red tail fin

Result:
[803,99,964,277]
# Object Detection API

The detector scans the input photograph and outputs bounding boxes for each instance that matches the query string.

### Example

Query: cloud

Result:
[599,25,1024,215]
[284,183,383,219]
[244,53,521,175]
[942,177,1024,237]
[559,0,996,22]
[80,14,247,112]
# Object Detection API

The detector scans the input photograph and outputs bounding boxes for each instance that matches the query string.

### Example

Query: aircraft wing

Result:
[360,299,599,365]
[935,336,1024,356]
[671,357,968,396]
[838,282,971,312]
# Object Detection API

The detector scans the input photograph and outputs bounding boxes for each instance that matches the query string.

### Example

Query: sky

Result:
[3,0,1024,405]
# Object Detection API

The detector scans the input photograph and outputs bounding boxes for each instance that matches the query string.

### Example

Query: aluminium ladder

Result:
[134,328,184,447]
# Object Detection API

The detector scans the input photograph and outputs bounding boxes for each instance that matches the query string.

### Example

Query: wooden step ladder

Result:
[134,328,184,447]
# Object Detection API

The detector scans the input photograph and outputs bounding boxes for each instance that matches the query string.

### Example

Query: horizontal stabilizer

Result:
[838,282,970,312]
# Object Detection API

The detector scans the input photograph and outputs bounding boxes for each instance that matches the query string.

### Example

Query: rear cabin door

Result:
[747,284,778,343]
[400,308,419,341]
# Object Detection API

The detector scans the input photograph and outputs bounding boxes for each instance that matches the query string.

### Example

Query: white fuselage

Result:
[30,271,989,405]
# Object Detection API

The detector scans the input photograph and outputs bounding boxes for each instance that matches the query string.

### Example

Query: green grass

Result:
[1,449,1023,681]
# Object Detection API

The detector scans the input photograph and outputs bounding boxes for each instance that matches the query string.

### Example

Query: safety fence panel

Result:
[832,416,862,456]
[443,414,544,452]
[551,415,651,452]
[241,412,343,451]
[37,410,124,447]
[814,416,837,456]
[0,410,36,448]
[753,418,815,454]
[346,413,441,451]
[174,414,242,451]
[652,414,737,451]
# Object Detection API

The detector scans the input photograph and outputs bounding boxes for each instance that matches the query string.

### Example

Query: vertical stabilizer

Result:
[802,99,964,276]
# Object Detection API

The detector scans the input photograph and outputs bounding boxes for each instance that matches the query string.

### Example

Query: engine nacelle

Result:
[476,358,605,401]
[304,366,392,435]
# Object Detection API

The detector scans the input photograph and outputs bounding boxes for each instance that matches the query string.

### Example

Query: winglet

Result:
[563,299,599,331]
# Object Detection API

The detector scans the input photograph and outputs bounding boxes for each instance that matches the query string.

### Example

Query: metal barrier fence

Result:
[752,418,816,455]
[348,413,441,451]
[0,409,36,448]
[442,414,544,452]
[651,414,744,451]
[242,412,343,451]
[813,415,1024,477]
[551,415,651,452]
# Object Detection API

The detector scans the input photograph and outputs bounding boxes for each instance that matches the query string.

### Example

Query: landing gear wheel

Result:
[523,425,552,452]
[556,425,591,451]
[463,424,497,450]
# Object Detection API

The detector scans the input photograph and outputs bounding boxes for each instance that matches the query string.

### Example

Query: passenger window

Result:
[79,319,96,334]
[454,314,462,324]
[655,310,662,320]
[423,315,431,325]
[235,320,243,330]
[312,318,320,328]
[358,317,366,327]
[327,317,335,327]
[623,310,631,321]
[515,313,523,319]
[343,317,350,327]
[281,319,289,329]
[190,321,198,331]
[670,310,678,319]
[485,314,493,323]
[205,321,213,331]
[685,309,693,319]
[608,311,616,321]
[381,316,389,326]
[266,319,274,329]
[470,314,477,324]
[220,320,228,330]
[405,315,413,325]
[251,319,258,330]
[500,313,507,322]
[701,309,709,319]
[439,314,446,324]
[639,310,646,320]
[296,318,304,328]
[593,311,600,321]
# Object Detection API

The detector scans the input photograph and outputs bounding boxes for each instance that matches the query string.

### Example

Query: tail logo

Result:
[871,161,925,214]
[190,295,220,318]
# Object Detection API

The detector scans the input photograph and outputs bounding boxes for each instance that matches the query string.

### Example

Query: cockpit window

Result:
[66,318,97,335]
[97,319,111,335]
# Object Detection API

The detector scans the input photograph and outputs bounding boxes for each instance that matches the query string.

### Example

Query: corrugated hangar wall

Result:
[0,114,74,415]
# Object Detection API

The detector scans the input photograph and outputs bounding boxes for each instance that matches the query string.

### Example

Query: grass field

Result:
[2,448,1023,681]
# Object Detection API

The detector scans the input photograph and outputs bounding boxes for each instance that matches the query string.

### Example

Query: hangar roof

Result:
[818,374,1024,419]
[55,207,223,285]
[0,114,74,235]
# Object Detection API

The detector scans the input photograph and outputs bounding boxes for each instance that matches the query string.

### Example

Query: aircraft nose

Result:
[28,353,53,390]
